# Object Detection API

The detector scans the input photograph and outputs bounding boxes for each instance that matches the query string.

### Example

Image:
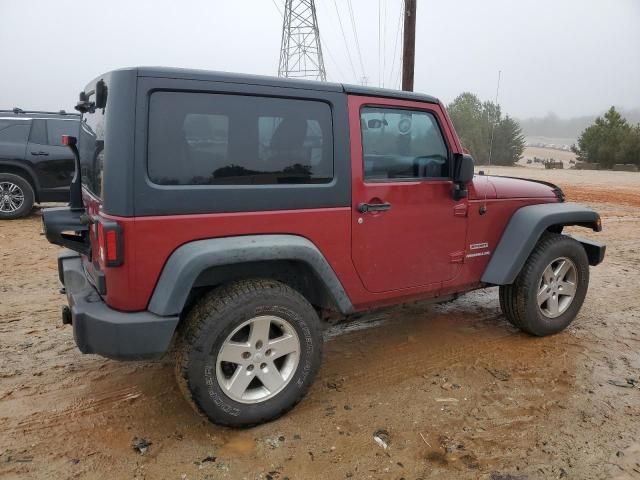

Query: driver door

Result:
[350,96,468,293]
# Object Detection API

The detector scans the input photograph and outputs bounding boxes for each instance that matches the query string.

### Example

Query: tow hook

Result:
[62,306,72,325]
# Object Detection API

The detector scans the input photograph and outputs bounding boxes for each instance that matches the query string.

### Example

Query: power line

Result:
[394,2,404,89]
[382,0,387,87]
[346,0,366,83]
[378,0,382,87]
[270,0,283,16]
[331,0,359,82]
[319,36,346,81]
[388,0,404,88]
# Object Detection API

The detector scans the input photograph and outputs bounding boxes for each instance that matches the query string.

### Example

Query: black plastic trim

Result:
[148,234,354,316]
[343,83,439,104]
[42,206,90,255]
[482,202,603,285]
[59,253,178,360]
[568,235,606,266]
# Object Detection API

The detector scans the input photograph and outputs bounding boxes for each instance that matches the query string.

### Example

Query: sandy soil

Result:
[1,168,640,480]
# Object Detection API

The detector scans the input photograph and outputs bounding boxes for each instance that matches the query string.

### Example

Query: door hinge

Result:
[453,203,468,217]
[449,251,465,263]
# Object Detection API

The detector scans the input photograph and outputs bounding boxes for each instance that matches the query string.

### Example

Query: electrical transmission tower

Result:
[278,0,327,81]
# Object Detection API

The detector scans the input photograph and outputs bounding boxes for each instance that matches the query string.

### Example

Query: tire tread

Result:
[174,278,321,427]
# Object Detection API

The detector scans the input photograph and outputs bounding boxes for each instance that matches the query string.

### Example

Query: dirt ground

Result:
[1,168,639,480]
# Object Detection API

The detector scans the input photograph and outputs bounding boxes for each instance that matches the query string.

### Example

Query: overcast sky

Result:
[1,0,638,118]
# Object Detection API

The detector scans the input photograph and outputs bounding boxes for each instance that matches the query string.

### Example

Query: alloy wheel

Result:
[0,182,25,213]
[537,256,578,318]
[216,315,301,403]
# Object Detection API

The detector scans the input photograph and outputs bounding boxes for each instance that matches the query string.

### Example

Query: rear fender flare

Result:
[481,202,602,285]
[147,235,354,316]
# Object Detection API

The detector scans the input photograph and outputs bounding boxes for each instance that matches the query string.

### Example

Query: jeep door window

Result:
[360,107,448,181]
[148,92,333,185]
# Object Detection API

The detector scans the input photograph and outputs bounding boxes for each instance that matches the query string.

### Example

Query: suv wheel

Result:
[499,233,589,336]
[0,173,35,220]
[175,279,323,427]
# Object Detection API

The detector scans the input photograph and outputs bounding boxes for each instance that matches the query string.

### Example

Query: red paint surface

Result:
[81,94,559,314]
[347,95,467,293]
[489,175,556,199]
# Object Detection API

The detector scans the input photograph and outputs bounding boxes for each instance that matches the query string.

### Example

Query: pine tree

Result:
[572,106,640,168]
[447,93,524,166]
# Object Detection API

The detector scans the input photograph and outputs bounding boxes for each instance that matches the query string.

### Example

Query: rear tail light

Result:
[96,220,123,267]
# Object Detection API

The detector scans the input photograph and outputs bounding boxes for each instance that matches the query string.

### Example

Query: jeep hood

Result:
[469,175,562,200]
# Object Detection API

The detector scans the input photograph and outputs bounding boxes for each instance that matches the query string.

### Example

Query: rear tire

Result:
[0,173,35,219]
[174,279,323,427]
[499,233,589,336]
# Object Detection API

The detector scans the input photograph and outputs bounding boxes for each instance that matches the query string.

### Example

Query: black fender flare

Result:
[147,234,354,316]
[481,202,602,285]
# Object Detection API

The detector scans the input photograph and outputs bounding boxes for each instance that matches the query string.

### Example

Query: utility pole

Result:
[278,0,327,81]
[401,0,416,91]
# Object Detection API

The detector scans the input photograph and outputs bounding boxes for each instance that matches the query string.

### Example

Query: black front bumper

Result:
[59,251,179,360]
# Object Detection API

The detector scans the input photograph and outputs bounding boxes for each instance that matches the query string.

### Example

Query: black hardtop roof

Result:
[128,66,440,104]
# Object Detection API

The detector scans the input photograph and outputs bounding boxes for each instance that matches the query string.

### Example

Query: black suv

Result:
[0,108,79,219]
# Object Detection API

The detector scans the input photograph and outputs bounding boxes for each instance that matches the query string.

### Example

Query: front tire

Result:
[175,279,323,427]
[499,233,590,336]
[0,173,35,219]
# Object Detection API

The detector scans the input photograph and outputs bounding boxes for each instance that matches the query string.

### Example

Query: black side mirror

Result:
[452,153,474,200]
[95,79,108,109]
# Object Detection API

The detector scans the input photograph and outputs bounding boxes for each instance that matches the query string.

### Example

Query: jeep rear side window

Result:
[148,92,333,185]
[360,107,448,181]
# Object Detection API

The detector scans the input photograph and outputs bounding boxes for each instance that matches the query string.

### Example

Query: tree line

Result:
[447,93,640,169]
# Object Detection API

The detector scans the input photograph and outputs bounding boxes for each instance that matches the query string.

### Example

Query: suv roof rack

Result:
[0,108,80,116]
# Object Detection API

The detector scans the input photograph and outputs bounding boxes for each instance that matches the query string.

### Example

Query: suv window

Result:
[360,107,448,181]
[28,119,47,145]
[0,122,30,143]
[46,119,77,146]
[148,92,333,185]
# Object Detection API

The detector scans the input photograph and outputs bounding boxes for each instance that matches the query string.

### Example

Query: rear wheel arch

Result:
[184,259,343,315]
[148,235,354,319]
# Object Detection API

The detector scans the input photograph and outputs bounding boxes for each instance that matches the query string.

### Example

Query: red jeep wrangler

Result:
[43,68,605,427]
